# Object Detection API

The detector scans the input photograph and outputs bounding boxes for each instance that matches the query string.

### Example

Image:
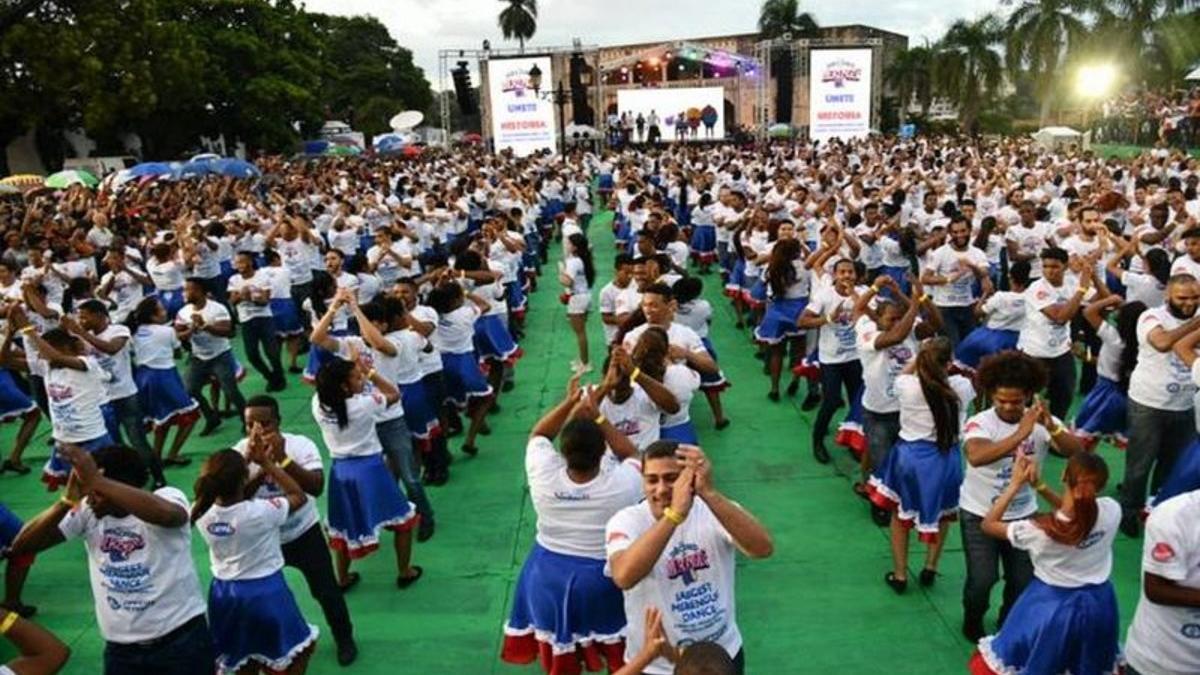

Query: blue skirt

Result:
[690,226,717,261]
[1150,436,1200,510]
[400,380,440,441]
[954,327,1019,370]
[755,297,807,344]
[614,217,632,245]
[326,454,417,558]
[474,314,521,363]
[0,502,23,549]
[208,571,319,674]
[270,298,304,337]
[977,578,1119,675]
[507,282,528,314]
[303,329,349,384]
[42,433,113,490]
[880,266,912,298]
[724,258,746,297]
[0,369,36,422]
[699,337,728,391]
[502,543,626,672]
[868,439,962,541]
[660,420,699,444]
[135,366,199,428]
[598,174,615,191]
[1072,377,1127,438]
[440,351,493,409]
[157,288,185,319]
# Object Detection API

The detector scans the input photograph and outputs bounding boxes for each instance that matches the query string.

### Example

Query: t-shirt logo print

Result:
[99,527,146,563]
[1151,541,1176,563]
[666,542,711,585]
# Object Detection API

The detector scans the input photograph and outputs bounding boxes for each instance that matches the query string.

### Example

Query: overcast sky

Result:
[305,0,1006,89]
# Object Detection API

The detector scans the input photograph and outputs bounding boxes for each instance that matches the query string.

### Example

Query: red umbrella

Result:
[401,145,424,158]
[462,133,483,144]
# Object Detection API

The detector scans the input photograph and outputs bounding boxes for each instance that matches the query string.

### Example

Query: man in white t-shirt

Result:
[922,216,992,348]
[599,255,641,346]
[1123,489,1200,675]
[1120,273,1200,537]
[605,442,773,675]
[175,277,247,437]
[228,251,286,391]
[1005,201,1052,279]
[9,444,212,674]
[959,351,1083,642]
[235,395,358,666]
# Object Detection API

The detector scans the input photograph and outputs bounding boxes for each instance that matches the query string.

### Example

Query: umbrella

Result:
[461,133,483,144]
[401,145,423,158]
[767,123,793,139]
[172,160,214,180]
[127,162,174,178]
[190,152,222,163]
[373,134,408,155]
[324,145,362,157]
[211,158,261,179]
[45,169,99,189]
[0,184,21,195]
[0,174,44,190]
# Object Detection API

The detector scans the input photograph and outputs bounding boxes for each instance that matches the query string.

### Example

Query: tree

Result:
[498,0,537,53]
[758,0,819,125]
[884,44,934,125]
[933,15,1005,135]
[1003,0,1093,124]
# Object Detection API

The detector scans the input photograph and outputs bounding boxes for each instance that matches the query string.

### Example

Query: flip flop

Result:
[396,566,424,589]
[338,572,361,592]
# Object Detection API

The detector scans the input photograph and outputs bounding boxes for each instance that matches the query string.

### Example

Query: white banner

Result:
[808,49,872,142]
[487,56,557,157]
[616,87,725,142]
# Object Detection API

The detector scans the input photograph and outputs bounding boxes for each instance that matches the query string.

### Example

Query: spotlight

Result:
[1075,63,1118,99]
[648,57,660,67]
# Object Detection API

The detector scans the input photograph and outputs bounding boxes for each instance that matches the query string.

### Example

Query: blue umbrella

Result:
[172,160,215,180]
[374,135,407,155]
[211,158,260,179]
[127,162,174,178]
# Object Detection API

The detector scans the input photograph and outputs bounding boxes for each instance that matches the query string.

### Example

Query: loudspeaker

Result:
[569,52,593,126]
[451,60,477,116]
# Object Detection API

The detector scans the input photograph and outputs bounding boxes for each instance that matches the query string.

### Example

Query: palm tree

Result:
[497,0,537,53]
[933,15,1005,135]
[1003,0,1093,124]
[884,44,934,125]
[1099,0,1200,84]
[758,0,819,125]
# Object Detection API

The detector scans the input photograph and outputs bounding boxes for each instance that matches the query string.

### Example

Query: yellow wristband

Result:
[1050,425,1066,437]
[59,495,78,509]
[629,367,641,383]
[1034,482,1048,492]
[0,611,17,635]
[279,456,294,469]
[918,294,930,304]
[367,369,378,381]
[594,414,607,426]
[663,507,684,525]
[20,325,34,335]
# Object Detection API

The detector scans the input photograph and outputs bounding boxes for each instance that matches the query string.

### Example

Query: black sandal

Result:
[163,457,192,468]
[397,566,424,589]
[919,568,938,588]
[885,572,907,595]
[462,444,479,457]
[338,572,361,592]
[2,460,31,475]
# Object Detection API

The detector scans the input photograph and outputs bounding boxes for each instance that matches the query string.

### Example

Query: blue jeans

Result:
[863,409,900,473]
[938,304,977,350]
[1120,400,1193,516]
[184,350,246,426]
[376,416,434,523]
[103,614,214,675]
[107,394,164,485]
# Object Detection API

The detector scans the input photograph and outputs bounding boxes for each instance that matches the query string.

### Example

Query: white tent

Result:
[1186,65,1200,81]
[1032,126,1089,151]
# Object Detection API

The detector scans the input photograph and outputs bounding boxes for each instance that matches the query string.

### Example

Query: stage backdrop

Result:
[487,55,557,157]
[808,48,872,142]
[616,87,725,142]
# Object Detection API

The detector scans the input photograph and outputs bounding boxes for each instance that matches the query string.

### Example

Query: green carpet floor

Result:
[0,203,1146,673]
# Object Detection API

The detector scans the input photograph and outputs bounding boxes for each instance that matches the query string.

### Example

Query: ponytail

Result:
[316,359,353,429]
[191,449,248,523]
[1034,453,1109,546]
[915,338,959,453]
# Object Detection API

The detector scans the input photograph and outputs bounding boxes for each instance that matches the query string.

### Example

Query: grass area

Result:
[1093,143,1200,158]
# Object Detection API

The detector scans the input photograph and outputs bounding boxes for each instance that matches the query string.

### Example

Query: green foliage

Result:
[0,0,433,169]
[498,0,537,51]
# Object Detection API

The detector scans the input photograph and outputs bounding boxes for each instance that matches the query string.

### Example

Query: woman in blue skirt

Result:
[128,297,200,468]
[313,358,423,590]
[755,230,812,401]
[689,193,718,274]
[501,380,642,674]
[428,278,495,456]
[971,453,1120,675]
[1072,297,1144,450]
[192,447,318,674]
[0,335,42,474]
[869,337,975,593]
[302,274,347,385]
[954,260,1030,371]
[264,249,306,373]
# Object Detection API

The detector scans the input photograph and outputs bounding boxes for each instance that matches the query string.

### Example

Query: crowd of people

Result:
[1096,86,1200,149]
[0,133,1198,674]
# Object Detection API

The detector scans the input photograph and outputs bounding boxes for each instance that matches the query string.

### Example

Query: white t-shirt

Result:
[1006,497,1120,588]
[674,300,712,340]
[960,409,1057,519]
[91,325,137,400]
[526,435,642,559]
[410,305,443,376]
[332,335,420,420]
[982,291,1026,331]
[1095,322,1123,382]
[1017,278,1081,359]
[278,238,316,285]
[661,364,700,428]
[232,433,324,545]
[605,500,741,674]
[927,244,988,307]
[599,282,641,345]
[1005,222,1051,278]
[1129,306,1198,411]
[855,316,917,414]
[600,387,662,450]
[1124,491,1200,675]
[227,271,273,322]
[806,285,868,364]
[564,256,590,295]
[145,257,184,291]
[58,486,206,643]
[175,302,233,361]
[622,322,706,361]
[102,270,145,322]
[1122,271,1166,309]
[896,373,975,443]
[196,497,289,581]
[312,391,386,458]
[433,304,480,355]
[132,323,179,369]
[46,357,111,442]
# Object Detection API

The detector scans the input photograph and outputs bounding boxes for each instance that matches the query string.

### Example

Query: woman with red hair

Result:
[969,453,1120,675]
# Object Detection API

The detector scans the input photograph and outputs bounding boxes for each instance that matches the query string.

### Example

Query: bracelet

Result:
[0,610,17,635]
[1050,425,1066,437]
[629,367,641,383]
[1034,482,1048,492]
[594,414,607,426]
[279,456,294,469]
[917,294,930,304]
[20,325,34,335]
[59,495,78,508]
[366,368,378,380]
[662,507,685,525]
